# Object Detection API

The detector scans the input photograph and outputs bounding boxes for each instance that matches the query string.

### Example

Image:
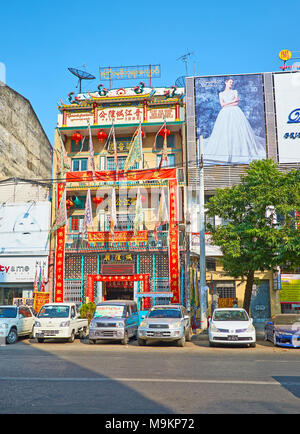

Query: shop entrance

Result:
[0,285,33,305]
[105,281,134,301]
[86,273,150,304]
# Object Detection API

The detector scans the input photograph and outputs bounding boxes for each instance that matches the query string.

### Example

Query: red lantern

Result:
[93,196,103,205]
[66,199,75,209]
[72,132,83,144]
[134,129,145,138]
[141,195,146,203]
[97,130,108,142]
[159,127,170,138]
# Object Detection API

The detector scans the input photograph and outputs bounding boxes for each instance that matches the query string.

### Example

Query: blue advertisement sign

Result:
[195,74,267,164]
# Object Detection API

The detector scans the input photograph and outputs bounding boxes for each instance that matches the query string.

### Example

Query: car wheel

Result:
[186,328,192,342]
[249,342,256,348]
[37,338,44,343]
[80,327,87,339]
[88,338,95,344]
[121,332,129,345]
[138,338,146,346]
[177,335,186,347]
[6,328,18,345]
[209,340,216,347]
[68,330,75,343]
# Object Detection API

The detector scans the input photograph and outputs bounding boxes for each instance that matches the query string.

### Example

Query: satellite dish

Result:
[175,76,186,88]
[68,67,96,93]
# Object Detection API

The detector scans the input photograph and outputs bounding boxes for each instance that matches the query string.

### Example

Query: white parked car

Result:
[0,305,36,344]
[208,308,256,347]
[33,303,88,343]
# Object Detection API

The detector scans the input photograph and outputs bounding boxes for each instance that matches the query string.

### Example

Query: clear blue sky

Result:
[1,0,298,145]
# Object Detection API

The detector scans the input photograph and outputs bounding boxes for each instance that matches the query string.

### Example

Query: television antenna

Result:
[68,67,96,93]
[177,51,194,76]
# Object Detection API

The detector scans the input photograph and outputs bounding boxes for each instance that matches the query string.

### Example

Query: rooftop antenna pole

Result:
[177,51,194,76]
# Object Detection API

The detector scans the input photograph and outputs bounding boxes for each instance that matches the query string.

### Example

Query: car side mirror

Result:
[267,321,273,325]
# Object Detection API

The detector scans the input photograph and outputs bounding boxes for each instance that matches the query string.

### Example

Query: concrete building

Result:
[51,84,187,311]
[0,84,53,305]
[185,71,300,328]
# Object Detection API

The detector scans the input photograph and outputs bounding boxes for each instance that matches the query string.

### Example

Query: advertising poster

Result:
[0,202,51,254]
[274,72,300,163]
[280,274,300,303]
[195,74,267,164]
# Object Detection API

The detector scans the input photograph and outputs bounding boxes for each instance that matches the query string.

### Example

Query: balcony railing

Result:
[65,230,185,252]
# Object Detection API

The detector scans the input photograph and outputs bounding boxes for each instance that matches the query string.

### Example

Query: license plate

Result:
[228,335,238,341]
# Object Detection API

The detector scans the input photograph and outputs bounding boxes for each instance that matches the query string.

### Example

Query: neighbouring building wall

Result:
[0,84,53,180]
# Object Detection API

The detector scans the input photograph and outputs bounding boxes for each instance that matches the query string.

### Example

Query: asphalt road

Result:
[1,334,300,415]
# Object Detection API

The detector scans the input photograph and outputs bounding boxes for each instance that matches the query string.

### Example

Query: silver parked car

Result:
[88,300,139,345]
[137,304,192,347]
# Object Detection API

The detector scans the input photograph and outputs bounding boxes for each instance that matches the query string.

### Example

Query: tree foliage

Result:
[205,159,300,313]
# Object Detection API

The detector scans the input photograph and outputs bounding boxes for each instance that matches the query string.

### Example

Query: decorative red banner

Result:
[66,168,177,183]
[33,292,50,313]
[86,273,150,303]
[54,183,66,302]
[168,179,180,304]
[88,230,148,245]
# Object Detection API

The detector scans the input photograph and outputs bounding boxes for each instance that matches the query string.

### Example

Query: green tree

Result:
[205,159,300,313]
[79,302,96,324]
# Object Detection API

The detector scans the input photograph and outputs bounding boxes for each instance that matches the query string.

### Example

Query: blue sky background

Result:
[1,0,298,145]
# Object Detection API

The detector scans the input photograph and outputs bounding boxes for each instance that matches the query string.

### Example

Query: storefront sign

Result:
[168,179,180,304]
[147,108,176,122]
[274,72,300,162]
[65,111,94,127]
[99,64,161,81]
[280,274,300,303]
[0,257,48,283]
[98,107,143,125]
[66,168,177,186]
[13,298,34,307]
[88,230,148,246]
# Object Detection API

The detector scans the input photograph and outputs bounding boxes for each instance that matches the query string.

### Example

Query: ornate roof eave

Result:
[58,94,185,112]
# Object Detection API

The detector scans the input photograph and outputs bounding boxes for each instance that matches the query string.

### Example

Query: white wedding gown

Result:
[203,89,266,164]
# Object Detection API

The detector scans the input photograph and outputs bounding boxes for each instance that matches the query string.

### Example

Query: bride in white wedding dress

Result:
[204,78,266,164]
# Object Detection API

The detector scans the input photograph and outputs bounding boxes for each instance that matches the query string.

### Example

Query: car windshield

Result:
[94,305,125,318]
[274,315,300,325]
[0,307,17,318]
[213,310,249,321]
[148,309,181,319]
[38,306,70,318]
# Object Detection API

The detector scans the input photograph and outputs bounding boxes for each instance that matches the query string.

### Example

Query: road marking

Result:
[0,377,298,386]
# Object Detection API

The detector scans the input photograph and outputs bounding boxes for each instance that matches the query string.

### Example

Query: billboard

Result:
[0,202,51,255]
[195,74,267,164]
[274,72,300,163]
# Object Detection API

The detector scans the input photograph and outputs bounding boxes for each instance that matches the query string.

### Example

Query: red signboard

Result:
[54,183,66,302]
[168,179,180,304]
[66,168,177,183]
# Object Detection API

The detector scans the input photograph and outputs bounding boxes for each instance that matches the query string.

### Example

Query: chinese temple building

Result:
[51,84,187,311]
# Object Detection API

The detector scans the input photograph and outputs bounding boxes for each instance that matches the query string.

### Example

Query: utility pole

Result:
[198,135,208,329]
